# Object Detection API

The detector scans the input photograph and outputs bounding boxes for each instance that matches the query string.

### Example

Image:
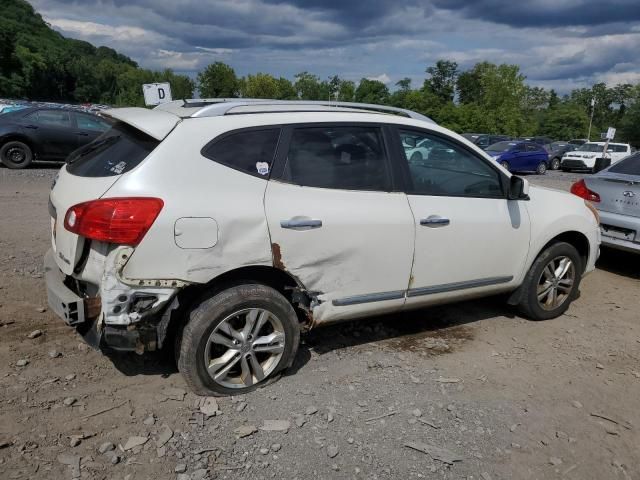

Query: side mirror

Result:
[507,175,530,200]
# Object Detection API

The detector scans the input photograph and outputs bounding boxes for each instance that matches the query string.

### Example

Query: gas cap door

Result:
[174,217,218,249]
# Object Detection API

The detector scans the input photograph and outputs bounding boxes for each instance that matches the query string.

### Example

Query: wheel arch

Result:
[0,134,37,155]
[159,265,311,350]
[540,231,590,273]
[507,230,591,306]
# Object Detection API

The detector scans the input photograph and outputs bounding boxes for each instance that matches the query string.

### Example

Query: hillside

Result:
[0,0,193,105]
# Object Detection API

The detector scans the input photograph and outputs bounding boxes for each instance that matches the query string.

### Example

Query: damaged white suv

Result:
[46,99,600,395]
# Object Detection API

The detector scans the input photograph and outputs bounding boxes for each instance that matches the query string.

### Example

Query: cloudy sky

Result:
[29,0,640,93]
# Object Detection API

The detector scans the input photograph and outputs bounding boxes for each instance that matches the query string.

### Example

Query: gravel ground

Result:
[0,164,639,480]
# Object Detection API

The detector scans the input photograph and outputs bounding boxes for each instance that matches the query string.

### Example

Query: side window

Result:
[27,110,71,128]
[612,144,628,153]
[202,128,280,178]
[283,125,390,191]
[514,143,526,152]
[76,113,110,131]
[399,129,503,197]
[526,143,539,152]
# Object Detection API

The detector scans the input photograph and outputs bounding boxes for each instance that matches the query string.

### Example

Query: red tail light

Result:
[64,197,164,245]
[570,179,600,203]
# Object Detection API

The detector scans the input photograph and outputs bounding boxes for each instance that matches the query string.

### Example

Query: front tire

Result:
[550,157,560,170]
[1,141,33,169]
[177,284,300,396]
[516,242,582,320]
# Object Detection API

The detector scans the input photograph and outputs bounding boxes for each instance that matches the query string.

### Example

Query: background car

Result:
[519,136,554,151]
[570,152,640,253]
[462,133,512,149]
[547,141,578,170]
[568,138,588,146]
[0,107,110,169]
[561,142,632,173]
[486,140,549,174]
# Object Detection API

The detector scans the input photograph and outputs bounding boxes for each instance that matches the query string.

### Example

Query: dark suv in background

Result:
[0,107,110,169]
[462,133,512,150]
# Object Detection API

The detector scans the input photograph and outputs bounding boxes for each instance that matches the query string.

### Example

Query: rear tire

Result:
[536,162,547,175]
[177,283,300,396]
[550,157,560,170]
[1,141,33,169]
[516,242,582,320]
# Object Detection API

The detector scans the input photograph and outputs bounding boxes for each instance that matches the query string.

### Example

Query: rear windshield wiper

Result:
[68,135,120,164]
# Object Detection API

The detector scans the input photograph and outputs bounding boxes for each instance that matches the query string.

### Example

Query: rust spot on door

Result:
[272,242,285,270]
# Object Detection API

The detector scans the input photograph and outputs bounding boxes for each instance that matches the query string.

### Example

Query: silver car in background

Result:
[574,153,640,253]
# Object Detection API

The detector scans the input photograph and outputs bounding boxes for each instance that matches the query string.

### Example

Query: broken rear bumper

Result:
[44,248,178,353]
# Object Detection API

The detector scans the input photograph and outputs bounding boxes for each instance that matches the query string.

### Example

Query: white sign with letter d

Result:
[143,83,172,106]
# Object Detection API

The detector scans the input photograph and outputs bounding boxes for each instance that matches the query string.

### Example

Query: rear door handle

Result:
[75,131,89,136]
[280,218,323,230]
[24,124,38,129]
[420,215,450,227]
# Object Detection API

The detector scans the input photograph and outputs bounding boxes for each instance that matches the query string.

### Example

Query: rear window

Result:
[201,128,281,178]
[66,122,159,177]
[608,153,640,175]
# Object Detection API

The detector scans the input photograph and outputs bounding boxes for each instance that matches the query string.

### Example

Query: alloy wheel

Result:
[537,162,547,175]
[536,256,575,311]
[204,308,286,389]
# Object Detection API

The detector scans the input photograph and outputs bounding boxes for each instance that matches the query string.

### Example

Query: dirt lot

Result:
[1,165,639,480]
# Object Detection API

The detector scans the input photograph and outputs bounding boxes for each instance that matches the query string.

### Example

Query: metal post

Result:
[587,97,595,140]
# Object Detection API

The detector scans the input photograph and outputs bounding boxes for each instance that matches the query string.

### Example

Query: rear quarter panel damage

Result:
[102,119,274,284]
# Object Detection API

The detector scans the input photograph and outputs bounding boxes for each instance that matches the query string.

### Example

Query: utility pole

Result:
[587,97,595,140]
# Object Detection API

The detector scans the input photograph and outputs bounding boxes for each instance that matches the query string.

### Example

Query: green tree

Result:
[354,78,389,104]
[619,85,640,146]
[424,60,458,103]
[337,79,355,102]
[538,102,589,140]
[241,73,280,98]
[197,62,239,98]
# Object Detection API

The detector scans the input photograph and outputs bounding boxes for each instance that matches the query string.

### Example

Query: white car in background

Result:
[561,141,631,172]
[45,99,600,396]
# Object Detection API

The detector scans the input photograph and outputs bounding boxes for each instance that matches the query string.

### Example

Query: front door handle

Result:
[24,124,38,129]
[75,131,89,136]
[280,218,323,230]
[420,215,450,227]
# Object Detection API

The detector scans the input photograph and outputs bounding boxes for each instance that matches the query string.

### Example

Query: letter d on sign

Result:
[143,82,173,106]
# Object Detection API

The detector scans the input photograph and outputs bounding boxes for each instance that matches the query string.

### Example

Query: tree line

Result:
[2,0,639,145]
[196,61,640,145]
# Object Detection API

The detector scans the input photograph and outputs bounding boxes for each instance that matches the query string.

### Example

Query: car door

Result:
[73,112,110,148]
[393,128,530,308]
[510,143,529,171]
[20,109,78,160]
[526,143,544,169]
[265,123,415,324]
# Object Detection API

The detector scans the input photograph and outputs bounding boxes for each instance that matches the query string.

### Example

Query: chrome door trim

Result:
[407,276,513,297]
[332,290,405,306]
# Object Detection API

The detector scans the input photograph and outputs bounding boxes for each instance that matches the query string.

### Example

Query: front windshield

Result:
[577,143,604,152]
[487,141,517,152]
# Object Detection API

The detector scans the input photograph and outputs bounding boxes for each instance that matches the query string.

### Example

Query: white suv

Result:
[45,100,600,395]
[561,141,632,172]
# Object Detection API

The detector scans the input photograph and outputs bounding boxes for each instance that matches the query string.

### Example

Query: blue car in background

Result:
[486,140,549,174]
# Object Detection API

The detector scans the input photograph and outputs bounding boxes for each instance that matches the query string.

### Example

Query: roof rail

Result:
[174,99,434,124]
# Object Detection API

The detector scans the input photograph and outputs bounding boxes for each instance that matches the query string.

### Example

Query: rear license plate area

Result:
[601,224,635,242]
